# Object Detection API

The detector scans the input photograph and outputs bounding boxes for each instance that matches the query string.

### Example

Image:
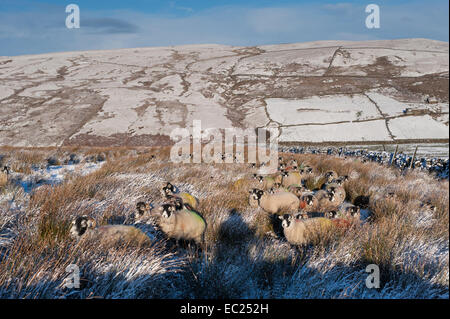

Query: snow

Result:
[266,95,380,125]
[19,162,105,193]
[388,115,450,140]
[279,120,392,142]
[0,86,14,100]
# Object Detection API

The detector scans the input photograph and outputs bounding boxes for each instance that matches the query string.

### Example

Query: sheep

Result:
[248,189,260,207]
[324,170,338,183]
[298,211,336,219]
[323,183,346,206]
[70,216,151,246]
[315,189,339,211]
[328,175,349,186]
[279,213,333,245]
[299,192,319,212]
[337,202,361,220]
[287,184,308,198]
[298,166,313,176]
[0,166,9,188]
[136,201,153,220]
[420,200,437,214]
[253,173,282,190]
[288,159,298,167]
[161,182,178,197]
[156,203,206,244]
[281,170,302,188]
[325,211,353,231]
[161,182,199,210]
[249,188,300,214]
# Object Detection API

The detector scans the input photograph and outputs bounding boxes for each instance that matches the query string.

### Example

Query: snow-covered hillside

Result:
[0,39,448,146]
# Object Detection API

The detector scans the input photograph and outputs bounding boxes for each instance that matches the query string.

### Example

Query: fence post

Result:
[410,145,418,169]
[390,144,399,166]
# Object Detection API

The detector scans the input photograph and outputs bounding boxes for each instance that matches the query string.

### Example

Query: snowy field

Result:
[0,38,448,147]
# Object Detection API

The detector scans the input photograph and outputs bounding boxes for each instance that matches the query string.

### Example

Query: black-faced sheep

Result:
[299,192,319,212]
[70,216,151,246]
[161,182,199,210]
[324,170,338,183]
[249,189,300,214]
[279,213,333,245]
[156,203,206,244]
[287,184,308,198]
[253,174,281,190]
[337,202,361,220]
[314,189,340,211]
[323,183,346,206]
[281,170,302,188]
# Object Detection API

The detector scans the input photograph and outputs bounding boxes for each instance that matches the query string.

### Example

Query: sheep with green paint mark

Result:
[157,203,206,244]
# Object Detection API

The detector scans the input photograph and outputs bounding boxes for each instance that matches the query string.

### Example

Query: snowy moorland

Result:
[0,39,448,146]
[0,146,448,298]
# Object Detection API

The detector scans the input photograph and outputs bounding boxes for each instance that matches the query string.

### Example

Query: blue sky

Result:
[0,0,448,56]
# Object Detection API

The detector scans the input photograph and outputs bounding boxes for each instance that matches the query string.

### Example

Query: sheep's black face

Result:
[349,206,360,217]
[174,198,183,210]
[328,187,336,194]
[280,214,291,228]
[257,176,264,182]
[162,184,175,197]
[256,190,264,199]
[161,204,175,218]
[305,195,314,205]
[306,168,313,174]
[327,192,335,202]
[327,211,337,219]
[165,182,175,192]
[136,202,147,216]
[71,216,89,237]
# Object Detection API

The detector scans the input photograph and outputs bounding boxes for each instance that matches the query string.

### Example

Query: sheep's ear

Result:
[87,218,96,228]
